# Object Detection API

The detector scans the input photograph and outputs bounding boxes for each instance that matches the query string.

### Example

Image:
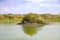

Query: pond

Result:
[0,23,60,40]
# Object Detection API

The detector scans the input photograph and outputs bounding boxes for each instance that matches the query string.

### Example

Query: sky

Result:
[0,0,60,14]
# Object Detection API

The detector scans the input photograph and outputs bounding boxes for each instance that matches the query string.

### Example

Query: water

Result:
[0,23,60,40]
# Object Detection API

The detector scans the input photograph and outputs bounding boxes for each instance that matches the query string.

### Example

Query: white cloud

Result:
[30,0,43,2]
[25,0,59,3]
[39,3,60,8]
[0,7,10,12]
[0,0,60,14]
[25,0,44,3]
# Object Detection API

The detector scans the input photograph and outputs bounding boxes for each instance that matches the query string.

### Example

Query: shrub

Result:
[22,13,46,24]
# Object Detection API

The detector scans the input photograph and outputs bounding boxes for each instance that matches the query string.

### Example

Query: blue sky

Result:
[0,0,60,14]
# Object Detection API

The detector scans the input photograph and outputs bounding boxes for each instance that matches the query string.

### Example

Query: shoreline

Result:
[17,22,60,25]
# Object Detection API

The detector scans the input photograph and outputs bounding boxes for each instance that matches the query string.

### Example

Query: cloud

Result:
[27,0,43,3]
[39,3,60,8]
[25,0,59,3]
[0,7,10,12]
[0,0,60,14]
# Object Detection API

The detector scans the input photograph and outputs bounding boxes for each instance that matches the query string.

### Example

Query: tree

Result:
[22,13,46,24]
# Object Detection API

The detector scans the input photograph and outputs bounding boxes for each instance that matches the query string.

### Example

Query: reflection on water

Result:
[22,24,44,36]
[0,23,60,40]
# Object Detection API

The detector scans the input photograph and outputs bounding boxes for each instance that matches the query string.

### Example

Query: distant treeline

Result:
[0,13,60,24]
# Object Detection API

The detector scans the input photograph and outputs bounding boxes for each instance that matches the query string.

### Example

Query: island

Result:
[17,13,46,25]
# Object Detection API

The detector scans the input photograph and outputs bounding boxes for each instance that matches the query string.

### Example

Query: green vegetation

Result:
[22,13,45,24]
[41,14,60,22]
[0,14,23,24]
[0,13,60,24]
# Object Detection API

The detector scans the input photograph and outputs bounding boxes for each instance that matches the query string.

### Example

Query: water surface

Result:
[0,23,60,40]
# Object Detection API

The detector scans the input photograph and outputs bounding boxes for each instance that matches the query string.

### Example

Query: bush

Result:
[22,13,46,24]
